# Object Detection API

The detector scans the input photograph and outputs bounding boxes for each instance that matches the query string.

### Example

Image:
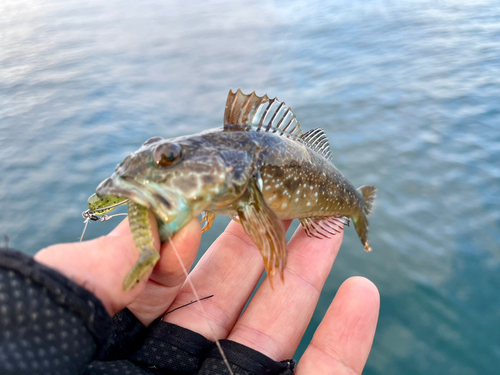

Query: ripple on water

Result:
[1,1,500,374]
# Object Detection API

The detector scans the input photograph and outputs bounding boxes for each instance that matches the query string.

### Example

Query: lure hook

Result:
[80,202,129,242]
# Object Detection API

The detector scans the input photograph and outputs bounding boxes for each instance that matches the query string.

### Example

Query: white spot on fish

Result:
[257,177,263,191]
[265,186,271,190]
[281,202,288,209]
[307,202,311,206]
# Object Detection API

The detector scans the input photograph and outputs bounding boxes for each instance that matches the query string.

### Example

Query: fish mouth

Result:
[96,175,176,222]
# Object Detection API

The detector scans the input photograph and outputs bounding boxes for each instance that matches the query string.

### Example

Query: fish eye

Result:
[143,136,163,146]
[153,143,183,167]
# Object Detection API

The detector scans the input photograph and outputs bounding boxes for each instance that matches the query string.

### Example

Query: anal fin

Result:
[236,178,287,286]
[300,216,349,239]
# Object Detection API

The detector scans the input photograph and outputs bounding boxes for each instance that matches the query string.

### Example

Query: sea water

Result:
[1,1,499,373]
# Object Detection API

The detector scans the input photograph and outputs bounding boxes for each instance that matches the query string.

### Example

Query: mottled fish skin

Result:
[247,132,362,220]
[93,89,376,287]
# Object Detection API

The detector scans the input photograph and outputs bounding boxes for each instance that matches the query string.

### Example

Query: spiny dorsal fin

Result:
[223,88,303,140]
[300,128,332,160]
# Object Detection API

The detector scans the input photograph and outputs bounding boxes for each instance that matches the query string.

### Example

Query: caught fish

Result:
[87,89,376,290]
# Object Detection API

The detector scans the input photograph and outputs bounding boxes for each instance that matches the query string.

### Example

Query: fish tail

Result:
[353,186,377,252]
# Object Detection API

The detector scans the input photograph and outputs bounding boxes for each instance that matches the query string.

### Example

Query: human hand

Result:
[35,215,379,374]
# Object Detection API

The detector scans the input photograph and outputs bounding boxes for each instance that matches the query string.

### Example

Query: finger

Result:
[35,213,161,316]
[127,218,202,325]
[163,220,291,340]
[296,277,380,375]
[227,225,344,360]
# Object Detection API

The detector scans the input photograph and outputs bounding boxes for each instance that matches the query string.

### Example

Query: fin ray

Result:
[353,186,377,252]
[300,128,332,160]
[300,216,348,239]
[223,89,303,140]
[201,211,217,232]
[236,178,287,285]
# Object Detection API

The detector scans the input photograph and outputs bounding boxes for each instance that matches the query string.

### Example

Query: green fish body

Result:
[92,89,376,290]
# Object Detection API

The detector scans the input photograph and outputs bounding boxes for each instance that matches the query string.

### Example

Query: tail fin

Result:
[353,186,377,252]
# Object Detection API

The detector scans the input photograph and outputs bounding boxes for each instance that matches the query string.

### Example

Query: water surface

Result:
[1,1,499,373]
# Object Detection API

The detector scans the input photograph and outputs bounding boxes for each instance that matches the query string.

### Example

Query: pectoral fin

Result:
[236,179,287,286]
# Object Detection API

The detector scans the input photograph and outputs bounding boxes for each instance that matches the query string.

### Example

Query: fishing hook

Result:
[80,206,129,242]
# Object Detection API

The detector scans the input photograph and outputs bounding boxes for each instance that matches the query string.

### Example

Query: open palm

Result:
[36,215,379,374]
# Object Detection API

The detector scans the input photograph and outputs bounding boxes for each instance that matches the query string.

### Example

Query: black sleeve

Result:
[90,314,295,374]
[0,248,295,375]
[0,248,111,375]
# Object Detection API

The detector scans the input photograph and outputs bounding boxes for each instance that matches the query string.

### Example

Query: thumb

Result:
[35,212,160,316]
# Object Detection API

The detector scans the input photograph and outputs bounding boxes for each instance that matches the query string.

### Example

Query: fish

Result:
[88,89,376,290]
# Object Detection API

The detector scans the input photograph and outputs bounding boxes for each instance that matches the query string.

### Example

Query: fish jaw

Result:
[95,152,232,241]
[96,175,187,224]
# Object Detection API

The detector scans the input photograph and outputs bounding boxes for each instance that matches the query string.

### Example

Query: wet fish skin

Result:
[248,129,376,253]
[243,131,362,220]
[93,89,376,288]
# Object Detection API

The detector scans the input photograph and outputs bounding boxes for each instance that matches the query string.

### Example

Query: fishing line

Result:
[162,294,214,317]
[79,200,233,372]
[80,219,90,242]
[167,237,235,375]
[80,206,234,375]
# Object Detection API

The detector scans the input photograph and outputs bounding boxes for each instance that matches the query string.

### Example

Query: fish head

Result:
[95,136,228,237]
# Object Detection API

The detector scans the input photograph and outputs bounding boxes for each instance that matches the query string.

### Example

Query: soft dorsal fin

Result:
[300,128,332,160]
[223,88,303,140]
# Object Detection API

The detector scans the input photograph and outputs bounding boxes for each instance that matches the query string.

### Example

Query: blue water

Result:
[1,0,500,373]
